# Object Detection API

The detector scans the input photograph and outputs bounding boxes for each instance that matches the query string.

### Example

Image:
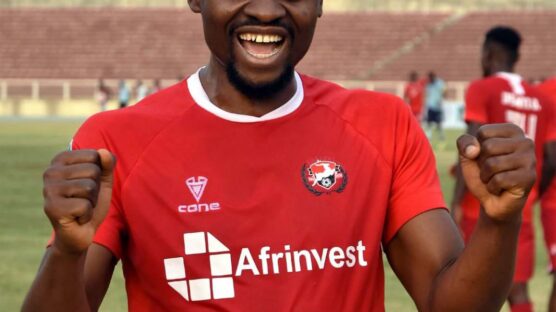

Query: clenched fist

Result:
[457,123,536,222]
[43,149,115,254]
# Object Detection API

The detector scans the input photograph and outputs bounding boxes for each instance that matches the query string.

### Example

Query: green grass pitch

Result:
[0,121,552,311]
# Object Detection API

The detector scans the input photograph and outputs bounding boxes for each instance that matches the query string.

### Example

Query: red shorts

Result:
[461,217,534,283]
[542,208,556,272]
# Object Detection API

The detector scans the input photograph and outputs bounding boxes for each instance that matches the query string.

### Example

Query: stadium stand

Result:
[0,8,555,117]
[0,9,207,79]
[0,9,449,80]
[374,11,556,81]
[298,12,450,80]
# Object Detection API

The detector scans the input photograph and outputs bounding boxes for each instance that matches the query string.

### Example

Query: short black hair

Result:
[485,26,522,63]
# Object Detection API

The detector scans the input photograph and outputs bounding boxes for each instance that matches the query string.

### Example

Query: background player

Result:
[537,77,556,311]
[403,70,425,120]
[424,71,446,142]
[23,2,536,311]
[451,26,556,312]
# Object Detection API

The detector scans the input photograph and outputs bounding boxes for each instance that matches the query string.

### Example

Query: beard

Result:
[226,61,295,101]
[225,17,296,101]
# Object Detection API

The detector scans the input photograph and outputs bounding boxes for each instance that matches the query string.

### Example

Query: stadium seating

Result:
[375,11,556,81]
[0,9,555,83]
[0,9,450,81]
[298,12,450,80]
[0,9,208,79]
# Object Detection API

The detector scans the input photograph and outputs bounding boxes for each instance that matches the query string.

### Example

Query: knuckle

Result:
[85,150,101,163]
[50,151,65,165]
[42,184,59,199]
[82,179,99,194]
[492,173,504,185]
[43,166,61,181]
[524,138,535,149]
[481,140,495,154]
[75,198,93,212]
[483,157,498,173]
[88,164,102,179]
[505,122,521,133]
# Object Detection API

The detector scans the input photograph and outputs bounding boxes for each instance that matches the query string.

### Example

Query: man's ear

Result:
[318,0,323,17]
[188,0,201,13]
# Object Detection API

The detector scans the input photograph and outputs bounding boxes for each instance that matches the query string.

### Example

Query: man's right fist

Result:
[43,149,115,254]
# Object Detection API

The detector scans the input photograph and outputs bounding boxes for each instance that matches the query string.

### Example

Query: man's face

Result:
[192,0,322,98]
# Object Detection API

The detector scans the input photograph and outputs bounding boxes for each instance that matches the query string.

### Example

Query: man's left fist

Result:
[457,123,536,222]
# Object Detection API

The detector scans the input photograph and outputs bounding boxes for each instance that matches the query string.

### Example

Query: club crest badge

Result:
[301,160,348,196]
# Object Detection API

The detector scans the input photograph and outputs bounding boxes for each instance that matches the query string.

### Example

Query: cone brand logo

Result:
[164,232,368,302]
[178,177,221,213]
[186,176,207,202]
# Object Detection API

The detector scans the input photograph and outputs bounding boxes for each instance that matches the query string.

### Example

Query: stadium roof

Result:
[0,8,555,81]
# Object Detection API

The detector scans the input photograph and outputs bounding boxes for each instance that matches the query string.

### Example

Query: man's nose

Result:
[243,0,287,23]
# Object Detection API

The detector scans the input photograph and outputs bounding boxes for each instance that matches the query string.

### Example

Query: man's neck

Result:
[198,59,298,118]
[490,64,514,76]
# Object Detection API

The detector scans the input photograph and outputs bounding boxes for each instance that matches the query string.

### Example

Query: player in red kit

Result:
[24,2,536,312]
[404,71,425,119]
[452,27,556,312]
[537,77,556,311]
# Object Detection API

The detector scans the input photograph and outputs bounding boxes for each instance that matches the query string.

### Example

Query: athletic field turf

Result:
[0,120,552,311]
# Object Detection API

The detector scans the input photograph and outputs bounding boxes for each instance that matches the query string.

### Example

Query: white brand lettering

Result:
[234,241,367,277]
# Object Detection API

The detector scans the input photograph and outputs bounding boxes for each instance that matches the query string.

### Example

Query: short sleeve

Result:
[465,82,489,124]
[92,199,125,259]
[71,115,126,259]
[383,104,447,243]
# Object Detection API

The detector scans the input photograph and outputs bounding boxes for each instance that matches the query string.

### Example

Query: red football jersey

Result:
[404,80,425,115]
[538,78,556,210]
[71,70,445,311]
[462,73,556,221]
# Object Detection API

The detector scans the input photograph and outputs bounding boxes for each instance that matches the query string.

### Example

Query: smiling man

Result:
[23,1,537,312]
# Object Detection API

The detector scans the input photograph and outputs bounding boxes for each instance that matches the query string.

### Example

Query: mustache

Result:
[228,17,295,40]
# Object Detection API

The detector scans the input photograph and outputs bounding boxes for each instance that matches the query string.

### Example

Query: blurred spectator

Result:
[424,71,445,141]
[135,80,149,102]
[118,80,130,109]
[96,79,111,112]
[403,71,425,120]
[151,79,162,94]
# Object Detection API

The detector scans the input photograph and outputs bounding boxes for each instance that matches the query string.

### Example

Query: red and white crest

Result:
[302,160,347,195]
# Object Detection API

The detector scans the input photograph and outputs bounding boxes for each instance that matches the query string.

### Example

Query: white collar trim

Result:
[187,68,304,123]
[495,72,525,95]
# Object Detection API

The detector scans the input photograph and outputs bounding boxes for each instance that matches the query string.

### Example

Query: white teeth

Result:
[239,33,283,43]
[247,48,281,59]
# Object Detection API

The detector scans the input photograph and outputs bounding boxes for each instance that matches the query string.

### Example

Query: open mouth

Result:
[237,33,286,59]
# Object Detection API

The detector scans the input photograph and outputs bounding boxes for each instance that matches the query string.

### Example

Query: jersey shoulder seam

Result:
[119,101,197,195]
[313,100,393,170]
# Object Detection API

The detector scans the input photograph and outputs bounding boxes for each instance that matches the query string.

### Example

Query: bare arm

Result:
[451,122,482,225]
[22,150,116,312]
[387,209,519,312]
[387,124,535,311]
[23,244,116,312]
[540,141,556,197]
